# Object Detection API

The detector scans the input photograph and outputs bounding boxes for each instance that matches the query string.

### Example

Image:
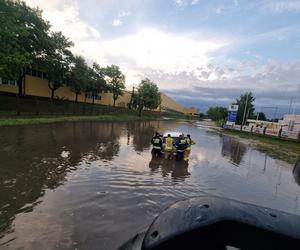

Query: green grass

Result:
[221,129,300,164]
[0,113,160,126]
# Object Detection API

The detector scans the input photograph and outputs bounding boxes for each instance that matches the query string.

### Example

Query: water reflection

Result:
[1,121,299,249]
[149,155,190,181]
[0,122,122,240]
[221,135,247,165]
[0,120,178,242]
[293,158,300,186]
[126,121,157,152]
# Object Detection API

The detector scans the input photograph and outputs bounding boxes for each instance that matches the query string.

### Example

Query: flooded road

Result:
[0,121,299,250]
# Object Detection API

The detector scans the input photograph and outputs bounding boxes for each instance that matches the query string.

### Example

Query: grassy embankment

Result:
[220,129,300,164]
[0,111,161,126]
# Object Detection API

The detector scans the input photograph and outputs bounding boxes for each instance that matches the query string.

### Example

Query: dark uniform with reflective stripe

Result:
[176,138,187,160]
[151,135,163,157]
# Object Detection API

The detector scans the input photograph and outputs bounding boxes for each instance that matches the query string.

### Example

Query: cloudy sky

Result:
[25,0,300,117]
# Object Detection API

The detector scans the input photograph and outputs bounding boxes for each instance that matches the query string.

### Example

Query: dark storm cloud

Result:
[163,86,298,117]
[147,60,300,117]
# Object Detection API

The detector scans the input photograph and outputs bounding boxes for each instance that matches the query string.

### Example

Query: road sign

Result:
[226,105,238,126]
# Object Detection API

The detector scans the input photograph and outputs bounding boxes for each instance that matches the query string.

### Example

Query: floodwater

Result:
[0,121,299,250]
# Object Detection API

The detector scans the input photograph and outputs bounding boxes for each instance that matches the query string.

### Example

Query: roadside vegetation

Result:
[0,111,160,127]
[221,129,300,164]
[204,91,299,164]
[130,78,161,116]
[207,106,227,126]
[207,92,269,126]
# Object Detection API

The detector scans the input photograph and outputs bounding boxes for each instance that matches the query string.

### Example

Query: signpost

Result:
[226,105,238,127]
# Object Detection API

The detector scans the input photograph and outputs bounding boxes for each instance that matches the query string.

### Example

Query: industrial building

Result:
[0,73,198,116]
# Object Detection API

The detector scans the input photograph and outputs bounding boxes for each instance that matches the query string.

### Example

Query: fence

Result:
[0,93,126,117]
[226,124,300,142]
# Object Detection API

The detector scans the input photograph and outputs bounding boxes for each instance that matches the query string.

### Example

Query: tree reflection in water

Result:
[126,121,157,152]
[0,121,121,240]
[126,120,179,153]
[221,135,247,166]
[293,158,300,186]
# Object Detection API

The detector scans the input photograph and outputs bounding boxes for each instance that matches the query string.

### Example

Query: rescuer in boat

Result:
[151,132,163,157]
[184,134,195,161]
[175,134,187,160]
[164,134,174,160]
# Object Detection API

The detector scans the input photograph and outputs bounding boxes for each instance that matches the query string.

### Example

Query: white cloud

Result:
[111,10,131,27]
[146,59,300,116]
[24,0,104,63]
[112,19,122,26]
[119,11,131,17]
[174,0,184,7]
[214,6,224,14]
[102,27,228,75]
[24,0,229,86]
[264,0,300,12]
[191,0,199,5]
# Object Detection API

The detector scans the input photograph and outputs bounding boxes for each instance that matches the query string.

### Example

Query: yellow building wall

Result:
[184,107,200,116]
[56,86,75,101]
[99,92,114,106]
[0,84,18,94]
[1,75,187,113]
[115,91,131,107]
[158,93,186,114]
[24,75,103,104]
[25,75,51,98]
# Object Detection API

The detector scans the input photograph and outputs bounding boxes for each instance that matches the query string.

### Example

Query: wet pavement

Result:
[0,120,299,249]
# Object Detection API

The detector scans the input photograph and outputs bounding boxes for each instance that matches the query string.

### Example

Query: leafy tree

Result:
[85,63,107,104]
[44,31,73,100]
[199,113,205,119]
[66,56,89,103]
[103,65,125,107]
[207,106,227,121]
[234,92,255,125]
[256,112,267,121]
[135,78,161,116]
[0,0,51,97]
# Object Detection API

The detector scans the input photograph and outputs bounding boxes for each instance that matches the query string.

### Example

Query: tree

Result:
[135,78,161,116]
[256,112,267,121]
[67,56,89,103]
[207,106,228,121]
[0,0,51,97]
[199,113,205,119]
[234,92,255,125]
[103,65,125,107]
[128,86,135,110]
[86,63,107,104]
[44,31,73,100]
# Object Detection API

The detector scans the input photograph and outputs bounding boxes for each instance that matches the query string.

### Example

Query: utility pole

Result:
[241,92,249,128]
[273,106,278,121]
[246,108,250,122]
[288,97,294,114]
[294,84,300,115]
[129,85,135,110]
[256,106,260,121]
